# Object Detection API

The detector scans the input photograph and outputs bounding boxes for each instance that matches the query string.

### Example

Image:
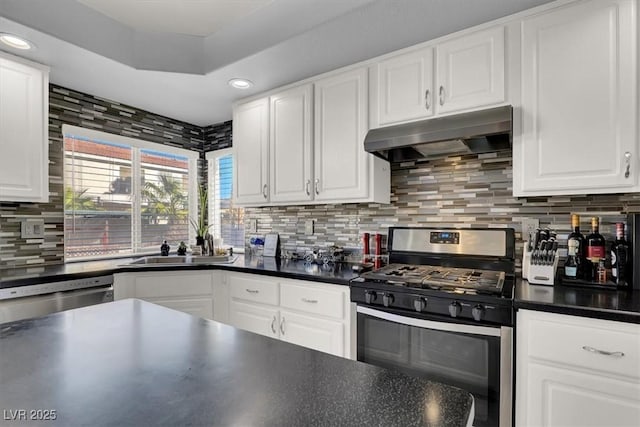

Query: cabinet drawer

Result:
[229,274,279,306]
[525,311,640,380]
[280,281,345,320]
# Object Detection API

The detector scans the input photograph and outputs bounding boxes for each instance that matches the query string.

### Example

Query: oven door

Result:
[357,305,512,427]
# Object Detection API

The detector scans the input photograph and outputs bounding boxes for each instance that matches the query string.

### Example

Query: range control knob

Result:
[448,301,462,318]
[364,290,377,305]
[472,305,486,322]
[413,298,427,312]
[382,293,395,307]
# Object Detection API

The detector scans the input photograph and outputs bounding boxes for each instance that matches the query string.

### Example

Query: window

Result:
[63,125,198,260]
[206,149,244,251]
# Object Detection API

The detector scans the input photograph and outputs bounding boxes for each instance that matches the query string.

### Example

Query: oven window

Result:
[358,312,501,427]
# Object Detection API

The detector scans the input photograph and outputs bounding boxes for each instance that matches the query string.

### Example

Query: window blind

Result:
[208,150,244,250]
[63,129,196,260]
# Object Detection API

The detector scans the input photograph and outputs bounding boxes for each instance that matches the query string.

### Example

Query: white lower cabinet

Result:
[113,271,219,321]
[226,271,352,358]
[230,300,279,339]
[279,309,344,356]
[516,309,640,427]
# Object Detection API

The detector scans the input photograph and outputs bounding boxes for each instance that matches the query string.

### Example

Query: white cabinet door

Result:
[113,272,215,319]
[269,84,313,203]
[436,26,505,114]
[522,361,640,427]
[515,0,637,196]
[229,300,279,339]
[314,67,370,201]
[279,309,344,357]
[233,98,269,205]
[147,297,214,320]
[0,53,49,202]
[516,310,640,427]
[372,47,434,127]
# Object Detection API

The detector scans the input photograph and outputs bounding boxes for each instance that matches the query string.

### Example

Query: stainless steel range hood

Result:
[364,106,512,162]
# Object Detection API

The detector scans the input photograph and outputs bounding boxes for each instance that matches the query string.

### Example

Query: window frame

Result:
[62,124,199,261]
[206,148,244,253]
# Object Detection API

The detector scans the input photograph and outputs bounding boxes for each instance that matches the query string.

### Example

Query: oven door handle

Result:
[356,305,502,337]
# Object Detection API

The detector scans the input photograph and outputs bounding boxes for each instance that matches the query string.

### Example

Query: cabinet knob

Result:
[625,152,631,179]
[439,85,445,106]
[425,89,430,110]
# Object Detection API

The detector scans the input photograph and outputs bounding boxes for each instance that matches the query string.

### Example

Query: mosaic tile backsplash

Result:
[245,151,637,265]
[0,84,205,270]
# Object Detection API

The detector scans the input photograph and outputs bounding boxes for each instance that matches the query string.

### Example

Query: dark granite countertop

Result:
[515,278,640,323]
[0,299,474,427]
[0,255,360,289]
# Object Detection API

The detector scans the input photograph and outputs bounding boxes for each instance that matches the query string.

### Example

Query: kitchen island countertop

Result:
[0,299,474,427]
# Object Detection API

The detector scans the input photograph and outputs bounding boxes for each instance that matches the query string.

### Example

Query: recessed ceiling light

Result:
[0,33,34,50]
[228,78,253,89]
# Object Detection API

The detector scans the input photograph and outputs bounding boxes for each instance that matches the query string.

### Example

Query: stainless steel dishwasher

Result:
[0,276,114,323]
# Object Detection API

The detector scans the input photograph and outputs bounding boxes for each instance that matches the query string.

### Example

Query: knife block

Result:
[526,254,560,286]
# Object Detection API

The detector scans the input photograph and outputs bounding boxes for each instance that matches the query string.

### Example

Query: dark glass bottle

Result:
[585,217,606,281]
[611,222,629,287]
[564,214,585,279]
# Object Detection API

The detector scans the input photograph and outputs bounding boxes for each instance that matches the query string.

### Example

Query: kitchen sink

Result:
[123,255,237,267]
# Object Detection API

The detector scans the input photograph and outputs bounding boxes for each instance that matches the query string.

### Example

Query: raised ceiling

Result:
[78,0,275,37]
[0,0,554,126]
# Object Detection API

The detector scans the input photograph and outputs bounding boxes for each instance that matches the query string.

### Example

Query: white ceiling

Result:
[0,0,554,127]
[78,0,274,37]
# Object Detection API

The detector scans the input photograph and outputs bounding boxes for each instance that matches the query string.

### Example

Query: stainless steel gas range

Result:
[350,227,515,427]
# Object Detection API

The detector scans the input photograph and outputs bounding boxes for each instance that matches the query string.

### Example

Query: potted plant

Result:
[190,185,212,252]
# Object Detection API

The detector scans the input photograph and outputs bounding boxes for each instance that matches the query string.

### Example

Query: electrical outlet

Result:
[521,218,539,239]
[249,219,258,233]
[21,219,45,239]
[305,219,315,235]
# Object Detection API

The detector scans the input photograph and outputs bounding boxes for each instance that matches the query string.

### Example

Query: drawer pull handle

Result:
[301,298,318,304]
[271,316,276,334]
[280,317,285,335]
[582,346,625,357]
[245,289,259,294]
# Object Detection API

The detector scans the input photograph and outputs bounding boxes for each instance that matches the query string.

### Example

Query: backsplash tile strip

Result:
[244,150,634,265]
[0,84,205,270]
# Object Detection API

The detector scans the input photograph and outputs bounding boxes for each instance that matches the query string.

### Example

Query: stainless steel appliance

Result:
[350,227,515,427]
[0,276,113,323]
[364,106,512,162]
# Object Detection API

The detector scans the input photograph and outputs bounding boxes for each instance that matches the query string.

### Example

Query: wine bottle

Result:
[585,217,606,281]
[611,222,629,287]
[564,214,585,279]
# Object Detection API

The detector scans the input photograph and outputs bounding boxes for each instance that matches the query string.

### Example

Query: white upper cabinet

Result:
[513,0,637,196]
[371,47,434,127]
[370,26,505,128]
[314,68,373,202]
[0,52,49,203]
[233,98,269,204]
[232,67,390,207]
[436,26,505,114]
[269,84,313,203]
